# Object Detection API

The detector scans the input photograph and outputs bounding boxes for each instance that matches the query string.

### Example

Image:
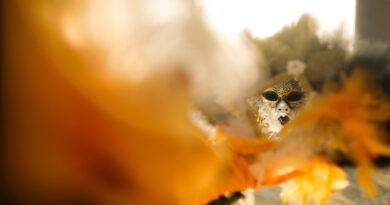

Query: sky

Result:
[200,0,356,39]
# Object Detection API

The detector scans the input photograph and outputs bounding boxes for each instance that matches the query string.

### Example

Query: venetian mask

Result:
[248,75,309,139]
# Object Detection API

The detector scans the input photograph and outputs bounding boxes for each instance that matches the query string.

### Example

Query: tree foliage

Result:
[254,14,351,90]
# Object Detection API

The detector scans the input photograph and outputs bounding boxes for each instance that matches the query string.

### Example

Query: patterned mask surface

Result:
[249,76,308,139]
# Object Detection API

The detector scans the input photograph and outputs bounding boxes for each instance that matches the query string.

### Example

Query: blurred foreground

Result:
[2,1,390,205]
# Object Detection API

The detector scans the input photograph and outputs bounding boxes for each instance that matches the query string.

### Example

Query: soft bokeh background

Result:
[2,0,390,205]
[200,0,355,40]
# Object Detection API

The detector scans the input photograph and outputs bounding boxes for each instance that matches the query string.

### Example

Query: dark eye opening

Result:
[262,91,279,101]
[286,91,303,102]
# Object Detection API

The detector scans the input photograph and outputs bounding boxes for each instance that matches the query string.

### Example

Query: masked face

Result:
[255,78,306,139]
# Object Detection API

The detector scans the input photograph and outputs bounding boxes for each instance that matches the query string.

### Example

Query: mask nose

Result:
[276,101,291,125]
[276,100,290,115]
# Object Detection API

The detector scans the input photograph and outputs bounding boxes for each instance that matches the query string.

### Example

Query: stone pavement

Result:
[253,166,390,205]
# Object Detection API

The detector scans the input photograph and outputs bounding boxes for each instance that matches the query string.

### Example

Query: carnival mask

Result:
[249,74,310,139]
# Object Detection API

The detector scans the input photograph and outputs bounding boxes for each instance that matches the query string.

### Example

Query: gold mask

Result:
[248,73,312,139]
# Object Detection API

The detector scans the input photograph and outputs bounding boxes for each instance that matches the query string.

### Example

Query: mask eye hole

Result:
[286,91,303,102]
[262,91,279,101]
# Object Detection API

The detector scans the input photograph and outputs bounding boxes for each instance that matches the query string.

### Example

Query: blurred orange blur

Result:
[2,1,230,204]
